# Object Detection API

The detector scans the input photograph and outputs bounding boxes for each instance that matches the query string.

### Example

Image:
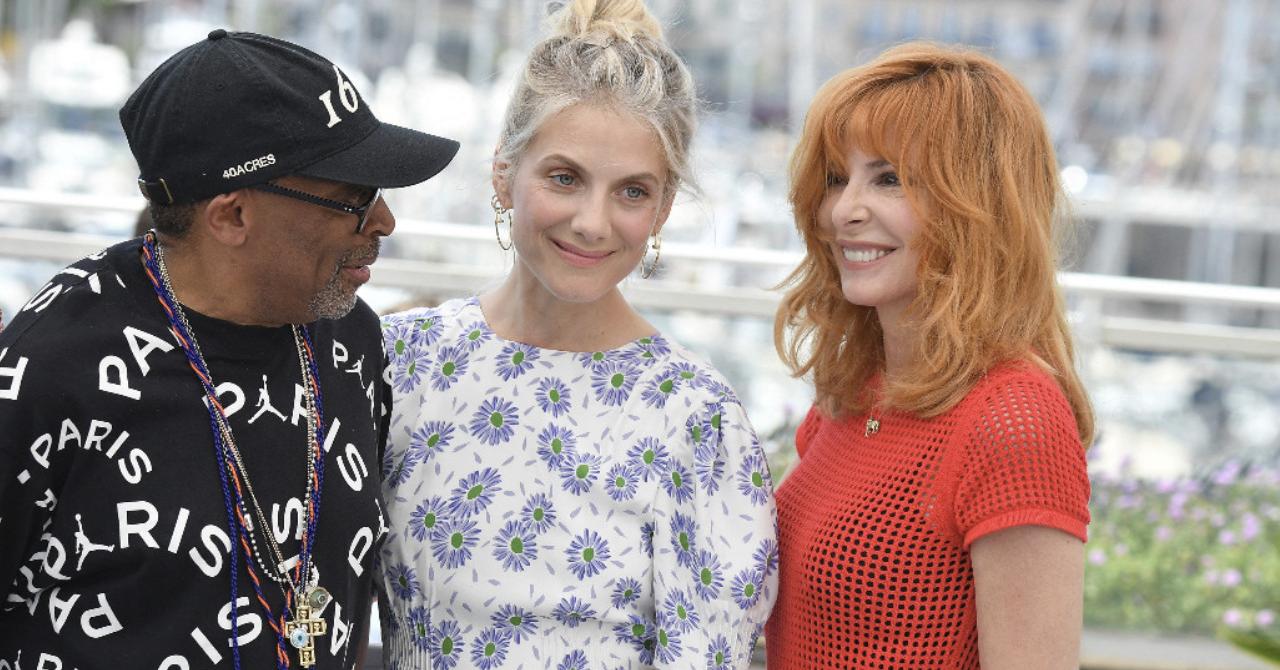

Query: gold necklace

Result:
[865,415,881,437]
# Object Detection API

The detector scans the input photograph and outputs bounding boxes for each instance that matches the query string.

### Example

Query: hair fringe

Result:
[774,42,1095,447]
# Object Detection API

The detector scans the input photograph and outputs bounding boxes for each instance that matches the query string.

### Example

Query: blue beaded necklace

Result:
[141,232,329,669]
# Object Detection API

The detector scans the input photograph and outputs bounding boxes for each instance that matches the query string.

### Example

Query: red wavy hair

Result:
[774,42,1094,446]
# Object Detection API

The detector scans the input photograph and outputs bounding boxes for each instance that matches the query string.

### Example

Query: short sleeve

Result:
[953,371,1091,549]
[652,397,778,668]
[793,405,823,459]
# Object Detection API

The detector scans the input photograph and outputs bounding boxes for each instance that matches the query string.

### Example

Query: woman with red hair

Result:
[766,42,1093,669]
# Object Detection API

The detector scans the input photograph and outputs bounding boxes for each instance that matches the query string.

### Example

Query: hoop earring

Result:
[491,194,512,251]
[640,232,662,279]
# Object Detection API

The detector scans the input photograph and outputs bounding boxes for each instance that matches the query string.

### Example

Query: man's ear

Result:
[200,191,249,247]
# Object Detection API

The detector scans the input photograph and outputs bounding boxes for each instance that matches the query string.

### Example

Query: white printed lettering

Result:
[347,526,373,576]
[118,500,160,549]
[337,443,367,492]
[124,326,175,375]
[81,592,123,638]
[99,355,141,400]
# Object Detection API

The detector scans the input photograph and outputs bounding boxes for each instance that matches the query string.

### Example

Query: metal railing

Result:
[2,187,1278,358]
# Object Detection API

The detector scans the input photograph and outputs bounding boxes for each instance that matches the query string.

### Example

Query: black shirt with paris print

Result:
[0,239,390,669]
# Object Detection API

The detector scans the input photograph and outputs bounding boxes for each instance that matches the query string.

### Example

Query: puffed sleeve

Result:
[652,396,778,668]
[953,369,1091,549]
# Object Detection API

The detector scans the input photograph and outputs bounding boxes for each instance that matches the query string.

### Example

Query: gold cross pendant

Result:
[865,417,881,437]
[286,604,328,668]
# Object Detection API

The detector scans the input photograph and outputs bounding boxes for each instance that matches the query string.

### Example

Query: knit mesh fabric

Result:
[764,362,1090,669]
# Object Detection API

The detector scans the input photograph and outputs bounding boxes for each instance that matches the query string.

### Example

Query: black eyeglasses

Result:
[252,181,383,233]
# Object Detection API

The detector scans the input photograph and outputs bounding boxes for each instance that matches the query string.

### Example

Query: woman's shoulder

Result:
[380,296,482,353]
[955,358,1078,437]
[649,335,742,406]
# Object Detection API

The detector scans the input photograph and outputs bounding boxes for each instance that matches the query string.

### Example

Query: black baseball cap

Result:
[121,29,460,205]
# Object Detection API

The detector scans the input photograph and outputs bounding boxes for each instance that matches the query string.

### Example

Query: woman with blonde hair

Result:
[378,1,777,667]
[766,42,1093,668]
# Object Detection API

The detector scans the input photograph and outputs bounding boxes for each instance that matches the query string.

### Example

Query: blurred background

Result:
[1,1,1278,668]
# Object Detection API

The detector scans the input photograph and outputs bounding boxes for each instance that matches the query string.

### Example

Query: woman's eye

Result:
[825,173,847,187]
[622,186,648,200]
[551,174,575,186]
[878,171,901,187]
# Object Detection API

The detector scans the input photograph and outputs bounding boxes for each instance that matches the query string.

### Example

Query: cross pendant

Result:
[286,604,328,668]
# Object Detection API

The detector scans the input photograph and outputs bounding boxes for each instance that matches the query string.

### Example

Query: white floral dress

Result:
[377,297,777,670]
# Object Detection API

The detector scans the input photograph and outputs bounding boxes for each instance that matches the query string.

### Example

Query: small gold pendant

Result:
[286,603,328,668]
[865,416,880,437]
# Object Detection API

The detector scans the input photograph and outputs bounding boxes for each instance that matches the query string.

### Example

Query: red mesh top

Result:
[764,361,1091,669]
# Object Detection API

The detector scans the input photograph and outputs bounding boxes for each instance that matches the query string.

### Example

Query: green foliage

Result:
[1085,462,1280,638]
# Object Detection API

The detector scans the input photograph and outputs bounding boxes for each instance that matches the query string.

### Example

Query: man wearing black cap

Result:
[0,30,458,669]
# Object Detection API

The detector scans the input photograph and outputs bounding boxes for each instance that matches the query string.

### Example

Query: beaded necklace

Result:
[141,233,330,669]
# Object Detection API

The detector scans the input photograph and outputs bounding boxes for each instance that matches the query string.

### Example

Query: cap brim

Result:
[297,122,460,188]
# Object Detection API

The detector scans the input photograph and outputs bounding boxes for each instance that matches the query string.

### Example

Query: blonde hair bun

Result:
[548,0,664,43]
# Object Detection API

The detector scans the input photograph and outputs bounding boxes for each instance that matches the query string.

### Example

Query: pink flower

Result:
[1241,514,1261,542]
[1218,529,1237,546]
[1221,569,1242,587]
[1154,526,1173,542]
[1088,548,1107,566]
[1223,609,1244,627]
[1256,610,1275,627]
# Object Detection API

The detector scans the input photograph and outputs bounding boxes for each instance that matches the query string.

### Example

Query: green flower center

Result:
[576,464,590,479]
[658,629,669,646]
[442,361,455,376]
[700,568,713,585]
[659,379,674,394]
[551,438,563,455]
[398,575,409,588]
[671,470,684,488]
[680,370,695,380]
[691,426,703,442]
[643,449,655,465]
[468,330,481,341]
[509,615,522,626]
[582,547,595,562]
[407,361,417,375]
[441,637,454,655]
[549,389,560,402]
[677,605,687,620]
[624,588,634,599]
[450,532,463,549]
[394,340,406,355]
[592,352,605,362]
[679,532,690,551]
[484,642,496,656]
[743,583,755,598]
[712,413,722,429]
[423,512,437,528]
[715,651,725,664]
[533,507,545,522]
[510,537,524,554]
[427,433,440,448]
[632,623,646,637]
[614,476,626,488]
[417,317,435,332]
[489,411,503,428]
[415,622,427,637]
[512,351,524,365]
[610,373,625,389]
[752,471,764,487]
[467,484,484,500]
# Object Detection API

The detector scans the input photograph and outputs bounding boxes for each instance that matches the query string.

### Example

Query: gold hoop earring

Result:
[491,194,512,251]
[641,232,662,279]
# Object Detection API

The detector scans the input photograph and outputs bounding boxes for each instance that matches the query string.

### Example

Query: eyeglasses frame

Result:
[251,181,383,233]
